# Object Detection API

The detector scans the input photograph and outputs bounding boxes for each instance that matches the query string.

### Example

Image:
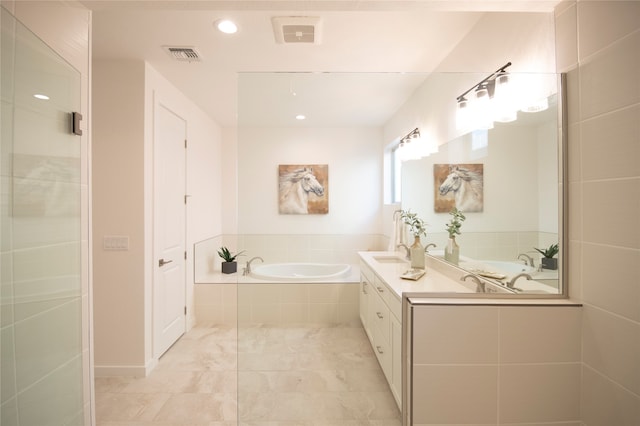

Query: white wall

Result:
[92,59,221,375]
[92,60,147,373]
[237,126,383,235]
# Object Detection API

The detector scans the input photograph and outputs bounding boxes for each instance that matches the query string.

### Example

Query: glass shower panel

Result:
[1,8,84,426]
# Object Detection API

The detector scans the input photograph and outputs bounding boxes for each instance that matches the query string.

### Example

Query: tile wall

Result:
[555,1,640,424]
[411,304,582,425]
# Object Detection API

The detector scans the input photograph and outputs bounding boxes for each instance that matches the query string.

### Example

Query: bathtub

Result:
[250,262,352,281]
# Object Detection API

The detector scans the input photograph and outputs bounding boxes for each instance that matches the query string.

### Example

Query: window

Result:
[390,143,402,203]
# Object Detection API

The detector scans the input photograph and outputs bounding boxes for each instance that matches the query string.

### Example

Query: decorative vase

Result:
[541,257,557,270]
[444,237,460,265]
[410,236,425,270]
[221,261,237,274]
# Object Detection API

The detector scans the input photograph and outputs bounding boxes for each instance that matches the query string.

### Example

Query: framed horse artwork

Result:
[278,164,329,214]
[434,163,484,212]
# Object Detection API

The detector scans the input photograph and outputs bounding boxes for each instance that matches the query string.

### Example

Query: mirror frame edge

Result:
[560,72,569,298]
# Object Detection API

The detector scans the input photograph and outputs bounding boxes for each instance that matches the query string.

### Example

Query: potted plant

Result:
[534,243,559,270]
[217,246,245,274]
[400,210,427,269]
[444,207,466,265]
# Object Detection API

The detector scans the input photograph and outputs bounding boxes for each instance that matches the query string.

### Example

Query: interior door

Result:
[153,101,187,358]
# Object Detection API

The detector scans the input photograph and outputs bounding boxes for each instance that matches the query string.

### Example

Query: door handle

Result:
[159,258,173,267]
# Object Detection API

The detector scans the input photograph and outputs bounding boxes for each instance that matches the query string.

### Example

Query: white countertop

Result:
[357,251,474,299]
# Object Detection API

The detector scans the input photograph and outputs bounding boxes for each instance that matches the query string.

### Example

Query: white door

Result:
[153,101,187,358]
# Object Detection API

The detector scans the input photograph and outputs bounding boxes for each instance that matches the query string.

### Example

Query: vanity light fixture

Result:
[33,94,50,100]
[398,127,433,162]
[400,127,420,145]
[295,114,306,120]
[456,62,513,131]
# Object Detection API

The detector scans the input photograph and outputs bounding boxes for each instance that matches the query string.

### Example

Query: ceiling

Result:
[85,1,560,127]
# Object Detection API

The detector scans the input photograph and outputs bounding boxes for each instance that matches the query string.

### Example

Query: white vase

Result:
[410,236,425,270]
[444,237,460,265]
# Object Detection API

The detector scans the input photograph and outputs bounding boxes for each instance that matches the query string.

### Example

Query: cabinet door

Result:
[391,314,402,408]
[359,278,370,338]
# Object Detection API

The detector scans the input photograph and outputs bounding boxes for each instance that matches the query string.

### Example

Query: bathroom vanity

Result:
[358,251,582,425]
[358,251,475,409]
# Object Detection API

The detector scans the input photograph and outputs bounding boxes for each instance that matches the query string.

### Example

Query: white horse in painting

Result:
[279,167,325,214]
[439,165,484,212]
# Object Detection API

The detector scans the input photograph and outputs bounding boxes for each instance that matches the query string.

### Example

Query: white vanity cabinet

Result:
[359,261,402,408]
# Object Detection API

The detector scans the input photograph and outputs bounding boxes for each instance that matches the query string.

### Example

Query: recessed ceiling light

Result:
[295,114,306,120]
[33,94,49,100]
[215,19,238,34]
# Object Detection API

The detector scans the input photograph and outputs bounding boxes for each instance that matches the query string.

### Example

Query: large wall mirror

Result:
[398,72,566,296]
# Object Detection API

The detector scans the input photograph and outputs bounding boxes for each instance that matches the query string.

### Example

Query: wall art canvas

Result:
[434,163,484,213]
[278,164,328,214]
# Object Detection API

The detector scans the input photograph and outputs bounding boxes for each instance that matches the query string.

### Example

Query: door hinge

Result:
[184,251,187,260]
[184,306,187,315]
[184,139,187,148]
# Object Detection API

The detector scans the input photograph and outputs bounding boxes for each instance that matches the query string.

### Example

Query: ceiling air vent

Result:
[272,16,322,44]
[163,46,201,62]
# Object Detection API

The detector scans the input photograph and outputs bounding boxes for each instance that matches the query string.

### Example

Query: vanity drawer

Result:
[371,291,390,343]
[373,275,393,306]
[372,324,392,382]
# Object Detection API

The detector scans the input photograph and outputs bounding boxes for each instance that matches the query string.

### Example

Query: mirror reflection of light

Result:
[33,94,49,100]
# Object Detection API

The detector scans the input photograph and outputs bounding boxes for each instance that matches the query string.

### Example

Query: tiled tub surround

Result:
[195,264,361,326]
[194,234,376,326]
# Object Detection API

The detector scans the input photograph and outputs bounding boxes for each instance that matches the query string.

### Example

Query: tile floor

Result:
[95,323,401,426]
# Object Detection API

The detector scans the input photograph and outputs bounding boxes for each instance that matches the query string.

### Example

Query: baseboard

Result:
[94,358,158,377]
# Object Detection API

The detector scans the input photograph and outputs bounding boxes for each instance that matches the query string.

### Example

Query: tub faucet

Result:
[507,273,532,289]
[397,243,411,260]
[243,256,263,276]
[461,273,485,293]
[424,243,437,253]
[517,253,535,267]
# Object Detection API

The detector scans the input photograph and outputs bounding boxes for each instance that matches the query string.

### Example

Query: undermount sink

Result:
[373,256,407,264]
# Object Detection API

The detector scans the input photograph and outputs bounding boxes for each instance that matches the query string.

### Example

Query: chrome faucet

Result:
[397,243,411,260]
[507,273,532,289]
[243,256,263,276]
[517,253,535,267]
[424,243,437,253]
[461,273,485,293]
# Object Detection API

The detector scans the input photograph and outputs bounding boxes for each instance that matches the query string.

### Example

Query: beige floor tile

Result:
[96,324,399,426]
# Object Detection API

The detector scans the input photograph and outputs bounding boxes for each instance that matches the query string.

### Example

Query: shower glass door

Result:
[1,8,85,425]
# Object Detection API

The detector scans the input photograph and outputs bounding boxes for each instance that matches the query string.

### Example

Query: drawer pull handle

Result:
[376,346,384,354]
[376,312,384,319]
[376,286,384,293]
[363,287,368,294]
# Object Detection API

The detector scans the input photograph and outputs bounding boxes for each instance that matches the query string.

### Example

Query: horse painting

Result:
[436,164,484,212]
[278,165,328,214]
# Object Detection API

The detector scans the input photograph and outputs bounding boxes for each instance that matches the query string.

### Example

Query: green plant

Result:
[445,207,466,239]
[534,243,559,258]
[400,210,427,238]
[217,246,245,262]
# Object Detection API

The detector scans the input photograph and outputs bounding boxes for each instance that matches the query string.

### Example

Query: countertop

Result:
[357,251,474,300]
